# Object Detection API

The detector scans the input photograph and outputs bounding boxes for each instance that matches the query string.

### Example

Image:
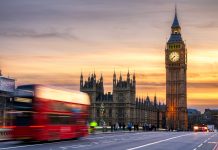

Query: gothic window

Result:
[97,109,100,117]
[109,108,112,117]
[117,108,124,118]
[118,93,124,102]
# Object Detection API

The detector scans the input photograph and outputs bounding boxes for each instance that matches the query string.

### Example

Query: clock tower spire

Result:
[165,7,188,131]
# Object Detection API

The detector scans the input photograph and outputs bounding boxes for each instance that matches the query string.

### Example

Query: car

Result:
[193,124,208,132]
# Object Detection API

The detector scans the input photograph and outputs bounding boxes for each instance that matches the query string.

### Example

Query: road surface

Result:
[0,131,217,150]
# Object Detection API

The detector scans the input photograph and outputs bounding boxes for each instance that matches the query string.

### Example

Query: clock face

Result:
[169,52,179,62]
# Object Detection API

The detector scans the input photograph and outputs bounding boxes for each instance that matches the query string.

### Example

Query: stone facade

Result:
[0,71,15,126]
[80,71,166,128]
[203,109,218,129]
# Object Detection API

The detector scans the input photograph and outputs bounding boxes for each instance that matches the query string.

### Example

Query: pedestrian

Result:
[119,123,122,130]
[149,124,152,131]
[127,122,131,131]
[123,124,125,130]
[115,122,119,131]
[111,124,113,132]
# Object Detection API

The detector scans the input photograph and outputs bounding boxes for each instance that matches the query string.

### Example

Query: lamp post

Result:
[3,97,6,127]
[100,103,105,131]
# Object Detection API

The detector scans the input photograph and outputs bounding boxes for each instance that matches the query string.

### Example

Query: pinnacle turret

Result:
[171,5,180,29]
[127,69,130,83]
[113,69,116,78]
[80,72,83,88]
[168,6,183,43]
[100,73,103,82]
[119,72,122,81]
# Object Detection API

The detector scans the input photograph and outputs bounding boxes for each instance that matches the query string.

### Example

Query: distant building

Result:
[187,109,202,130]
[80,71,166,128]
[203,109,218,129]
[0,70,15,126]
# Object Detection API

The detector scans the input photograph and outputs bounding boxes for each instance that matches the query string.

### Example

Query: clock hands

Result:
[169,52,179,62]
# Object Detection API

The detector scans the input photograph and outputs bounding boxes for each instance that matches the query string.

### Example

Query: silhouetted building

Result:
[187,109,202,130]
[0,70,15,126]
[203,109,218,129]
[80,71,166,128]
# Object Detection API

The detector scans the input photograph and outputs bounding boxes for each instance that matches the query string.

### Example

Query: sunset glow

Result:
[1,0,218,112]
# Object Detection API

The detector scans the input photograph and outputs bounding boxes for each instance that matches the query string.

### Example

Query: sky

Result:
[0,0,218,112]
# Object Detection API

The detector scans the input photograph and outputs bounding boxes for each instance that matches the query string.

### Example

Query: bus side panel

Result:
[12,127,32,140]
[60,125,75,140]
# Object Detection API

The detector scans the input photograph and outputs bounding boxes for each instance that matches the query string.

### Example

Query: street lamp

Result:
[3,97,6,127]
[100,103,105,126]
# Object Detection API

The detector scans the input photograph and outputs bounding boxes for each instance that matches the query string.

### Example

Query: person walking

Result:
[115,122,119,131]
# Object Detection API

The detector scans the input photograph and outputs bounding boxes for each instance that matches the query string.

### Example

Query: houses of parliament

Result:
[80,71,166,128]
[81,7,188,130]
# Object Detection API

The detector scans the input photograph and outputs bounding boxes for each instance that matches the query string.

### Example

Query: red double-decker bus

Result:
[12,84,90,141]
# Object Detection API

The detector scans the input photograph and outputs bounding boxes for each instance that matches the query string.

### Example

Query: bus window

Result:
[48,114,72,125]
[14,112,33,126]
[13,96,34,126]
[13,97,33,111]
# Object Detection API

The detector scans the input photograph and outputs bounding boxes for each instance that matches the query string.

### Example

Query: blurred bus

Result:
[12,84,90,141]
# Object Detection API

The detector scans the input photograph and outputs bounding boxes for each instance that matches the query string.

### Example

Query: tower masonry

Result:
[165,7,188,131]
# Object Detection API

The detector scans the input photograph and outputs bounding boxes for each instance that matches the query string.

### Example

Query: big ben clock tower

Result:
[165,7,188,131]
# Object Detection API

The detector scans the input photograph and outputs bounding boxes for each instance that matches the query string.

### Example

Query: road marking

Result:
[101,141,113,144]
[193,148,196,150]
[60,144,90,149]
[0,143,47,150]
[0,137,95,150]
[85,132,152,140]
[126,133,193,150]
[0,138,91,150]
[203,140,208,143]
[213,143,218,150]
[198,144,203,147]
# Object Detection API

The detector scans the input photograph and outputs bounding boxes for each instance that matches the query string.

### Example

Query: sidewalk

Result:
[92,126,164,135]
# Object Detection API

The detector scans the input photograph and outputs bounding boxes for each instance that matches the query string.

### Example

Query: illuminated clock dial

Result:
[169,52,179,62]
